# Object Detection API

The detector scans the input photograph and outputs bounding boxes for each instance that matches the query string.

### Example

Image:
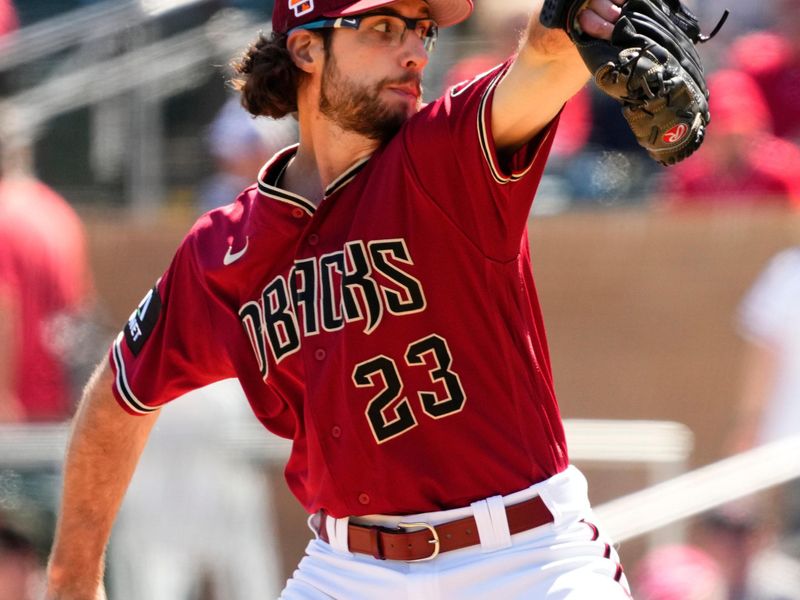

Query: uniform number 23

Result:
[352,334,466,444]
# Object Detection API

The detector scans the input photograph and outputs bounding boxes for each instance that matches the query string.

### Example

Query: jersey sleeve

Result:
[108,230,235,415]
[738,248,800,345]
[401,59,560,260]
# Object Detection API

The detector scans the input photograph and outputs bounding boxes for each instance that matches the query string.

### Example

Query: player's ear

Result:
[287,30,324,75]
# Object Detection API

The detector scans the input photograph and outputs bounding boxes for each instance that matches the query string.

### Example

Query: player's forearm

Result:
[46,362,159,599]
[491,6,586,151]
[492,0,620,150]
[519,2,583,68]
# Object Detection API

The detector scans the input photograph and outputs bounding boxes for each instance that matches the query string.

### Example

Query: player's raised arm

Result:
[492,0,622,152]
[46,362,160,600]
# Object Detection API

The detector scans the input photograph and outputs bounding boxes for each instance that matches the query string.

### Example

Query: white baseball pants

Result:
[280,466,632,599]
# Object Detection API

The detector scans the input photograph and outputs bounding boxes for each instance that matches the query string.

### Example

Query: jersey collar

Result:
[257,144,371,215]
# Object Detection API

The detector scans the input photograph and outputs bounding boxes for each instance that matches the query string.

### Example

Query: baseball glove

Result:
[540,0,728,165]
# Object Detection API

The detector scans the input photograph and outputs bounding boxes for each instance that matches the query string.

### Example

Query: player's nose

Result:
[399,32,429,71]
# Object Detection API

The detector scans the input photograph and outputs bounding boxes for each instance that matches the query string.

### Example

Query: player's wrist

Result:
[46,559,105,600]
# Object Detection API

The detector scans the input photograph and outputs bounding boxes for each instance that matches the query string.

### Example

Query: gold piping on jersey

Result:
[324,156,371,196]
[258,180,317,216]
[256,144,316,215]
[477,68,544,186]
[112,332,159,414]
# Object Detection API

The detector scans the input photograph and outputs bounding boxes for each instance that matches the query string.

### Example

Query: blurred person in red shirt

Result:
[0,151,94,422]
[0,0,17,37]
[659,69,800,209]
[730,0,800,144]
[632,544,728,600]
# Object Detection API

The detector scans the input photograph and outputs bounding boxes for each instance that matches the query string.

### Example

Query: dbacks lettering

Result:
[239,238,426,379]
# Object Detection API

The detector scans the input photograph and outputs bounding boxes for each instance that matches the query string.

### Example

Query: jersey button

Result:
[331,426,342,438]
[307,233,319,246]
[314,348,326,361]
[291,208,304,219]
[358,493,370,505]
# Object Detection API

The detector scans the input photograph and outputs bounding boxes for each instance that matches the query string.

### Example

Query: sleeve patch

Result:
[124,285,162,356]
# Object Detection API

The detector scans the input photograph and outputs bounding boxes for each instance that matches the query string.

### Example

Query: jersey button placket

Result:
[307,233,319,246]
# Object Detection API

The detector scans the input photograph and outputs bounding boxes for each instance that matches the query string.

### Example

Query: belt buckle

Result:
[397,522,441,562]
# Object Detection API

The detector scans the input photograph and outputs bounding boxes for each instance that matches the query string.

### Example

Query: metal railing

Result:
[0,14,256,142]
[0,0,258,214]
[0,0,145,71]
[595,434,800,542]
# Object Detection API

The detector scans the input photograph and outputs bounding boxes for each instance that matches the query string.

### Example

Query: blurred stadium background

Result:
[2,0,800,598]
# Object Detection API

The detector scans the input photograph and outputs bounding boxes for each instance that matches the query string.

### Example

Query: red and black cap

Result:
[272,0,474,33]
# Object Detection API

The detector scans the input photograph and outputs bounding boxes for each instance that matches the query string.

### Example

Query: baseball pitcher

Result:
[46,0,721,597]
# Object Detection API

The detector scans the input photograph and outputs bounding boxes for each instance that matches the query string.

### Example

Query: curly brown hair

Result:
[231,32,298,119]
[231,30,332,119]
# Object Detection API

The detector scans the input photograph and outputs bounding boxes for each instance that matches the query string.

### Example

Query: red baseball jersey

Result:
[109,61,568,517]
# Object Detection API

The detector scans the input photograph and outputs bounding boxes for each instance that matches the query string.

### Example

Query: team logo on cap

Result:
[289,0,314,17]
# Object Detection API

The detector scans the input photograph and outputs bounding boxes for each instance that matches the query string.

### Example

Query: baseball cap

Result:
[273,0,474,34]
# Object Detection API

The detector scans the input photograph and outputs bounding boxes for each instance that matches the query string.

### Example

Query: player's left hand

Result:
[575,0,625,41]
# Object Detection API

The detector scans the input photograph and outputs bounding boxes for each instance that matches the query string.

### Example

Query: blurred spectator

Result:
[0,0,17,37]
[729,0,800,144]
[695,503,800,600]
[107,380,282,600]
[551,87,592,159]
[730,247,800,555]
[441,8,526,88]
[658,70,800,208]
[454,0,530,78]
[197,95,297,213]
[0,162,94,422]
[632,544,728,600]
[733,247,800,453]
[0,524,43,600]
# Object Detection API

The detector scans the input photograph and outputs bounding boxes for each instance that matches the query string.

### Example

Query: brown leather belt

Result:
[319,495,554,562]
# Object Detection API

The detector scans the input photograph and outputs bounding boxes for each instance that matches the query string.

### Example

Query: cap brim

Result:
[328,0,473,28]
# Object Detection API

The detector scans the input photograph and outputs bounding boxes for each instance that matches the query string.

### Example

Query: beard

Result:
[319,52,421,143]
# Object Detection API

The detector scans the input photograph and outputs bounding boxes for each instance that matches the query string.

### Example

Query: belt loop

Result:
[325,514,352,554]
[471,495,512,552]
[307,512,321,539]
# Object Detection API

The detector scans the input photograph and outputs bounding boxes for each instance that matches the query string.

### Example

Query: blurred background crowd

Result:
[1,0,800,598]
